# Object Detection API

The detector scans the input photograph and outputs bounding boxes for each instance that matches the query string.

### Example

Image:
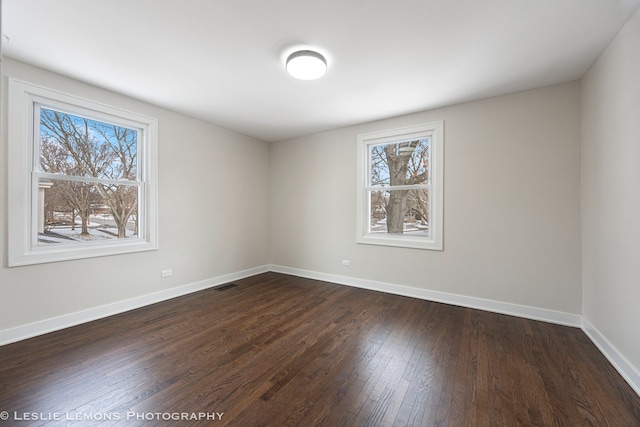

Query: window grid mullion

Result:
[365,184,431,192]
[33,171,142,187]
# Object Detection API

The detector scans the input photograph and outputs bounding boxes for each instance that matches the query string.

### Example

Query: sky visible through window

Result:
[37,107,140,244]
[367,137,431,236]
[39,107,138,181]
[369,137,430,187]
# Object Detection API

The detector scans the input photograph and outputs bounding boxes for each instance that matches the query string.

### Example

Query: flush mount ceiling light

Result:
[285,50,327,80]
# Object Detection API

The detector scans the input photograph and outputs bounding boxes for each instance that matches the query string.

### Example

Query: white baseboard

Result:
[0,265,269,346]
[270,264,582,327]
[271,265,640,397]
[2,263,638,398]
[0,264,580,346]
[582,318,640,396]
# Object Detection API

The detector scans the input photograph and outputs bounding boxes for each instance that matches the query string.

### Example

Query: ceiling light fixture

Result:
[286,50,327,80]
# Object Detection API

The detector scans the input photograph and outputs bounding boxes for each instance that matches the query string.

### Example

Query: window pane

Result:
[369,138,430,187]
[37,178,140,246]
[39,108,138,181]
[369,188,430,236]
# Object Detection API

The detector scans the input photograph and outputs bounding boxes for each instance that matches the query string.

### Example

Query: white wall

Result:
[581,7,640,381]
[0,59,270,334]
[270,82,582,315]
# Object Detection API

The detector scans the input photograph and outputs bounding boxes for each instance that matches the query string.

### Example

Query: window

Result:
[8,79,158,266]
[357,122,443,250]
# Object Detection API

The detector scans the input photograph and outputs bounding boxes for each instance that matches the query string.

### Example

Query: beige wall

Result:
[270,82,582,314]
[0,59,270,331]
[581,7,640,375]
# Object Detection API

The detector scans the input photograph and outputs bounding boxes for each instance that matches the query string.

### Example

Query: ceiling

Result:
[3,0,639,142]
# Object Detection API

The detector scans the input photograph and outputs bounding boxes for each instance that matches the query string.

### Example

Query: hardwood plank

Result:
[0,272,639,426]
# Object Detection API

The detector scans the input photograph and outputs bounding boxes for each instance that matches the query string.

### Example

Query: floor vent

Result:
[215,283,238,291]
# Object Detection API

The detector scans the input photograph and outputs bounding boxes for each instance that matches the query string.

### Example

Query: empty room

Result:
[1,0,640,425]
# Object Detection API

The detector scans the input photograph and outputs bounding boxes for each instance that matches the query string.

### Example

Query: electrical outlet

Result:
[341,260,351,266]
[161,269,173,278]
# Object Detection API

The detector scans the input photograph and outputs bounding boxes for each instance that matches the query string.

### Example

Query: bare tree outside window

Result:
[369,138,430,236]
[8,78,158,266]
[38,108,140,244]
[357,121,443,251]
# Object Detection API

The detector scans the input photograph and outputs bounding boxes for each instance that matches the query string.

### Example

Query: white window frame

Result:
[8,78,158,266]
[356,121,444,250]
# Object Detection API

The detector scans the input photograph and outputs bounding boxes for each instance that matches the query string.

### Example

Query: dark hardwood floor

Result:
[1,272,639,426]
